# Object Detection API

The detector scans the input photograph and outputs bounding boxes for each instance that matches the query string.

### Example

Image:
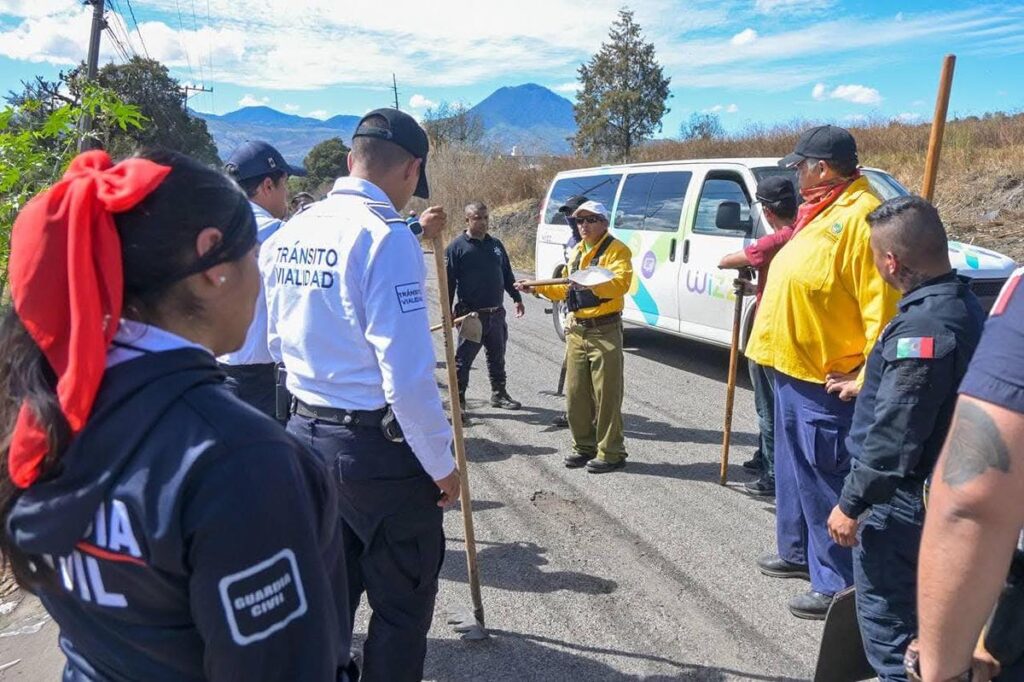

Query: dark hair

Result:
[465,201,488,216]
[763,196,797,222]
[234,170,286,198]
[0,149,255,589]
[809,156,859,178]
[867,194,948,263]
[350,115,414,171]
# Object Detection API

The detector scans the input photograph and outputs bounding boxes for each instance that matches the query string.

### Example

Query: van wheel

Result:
[552,300,567,342]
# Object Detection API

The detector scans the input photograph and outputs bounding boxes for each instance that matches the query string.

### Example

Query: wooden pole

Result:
[431,236,485,626]
[922,55,956,202]
[720,274,749,485]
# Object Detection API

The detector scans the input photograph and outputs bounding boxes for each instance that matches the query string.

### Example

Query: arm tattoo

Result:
[942,401,1011,487]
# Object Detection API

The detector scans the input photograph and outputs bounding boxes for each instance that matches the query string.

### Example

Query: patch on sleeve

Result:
[896,337,934,359]
[395,282,426,313]
[991,267,1023,317]
[366,201,405,225]
[218,549,308,646]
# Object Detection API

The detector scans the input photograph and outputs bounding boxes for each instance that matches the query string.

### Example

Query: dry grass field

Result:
[421,113,1024,269]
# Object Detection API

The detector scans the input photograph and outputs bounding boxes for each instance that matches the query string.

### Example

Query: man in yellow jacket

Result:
[516,201,634,473]
[746,126,900,619]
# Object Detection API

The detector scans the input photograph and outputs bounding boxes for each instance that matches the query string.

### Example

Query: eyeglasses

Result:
[576,215,606,225]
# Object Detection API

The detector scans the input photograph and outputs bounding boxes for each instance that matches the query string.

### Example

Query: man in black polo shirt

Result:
[446,201,525,411]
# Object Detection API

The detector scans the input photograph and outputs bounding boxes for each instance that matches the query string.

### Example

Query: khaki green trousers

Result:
[565,320,627,463]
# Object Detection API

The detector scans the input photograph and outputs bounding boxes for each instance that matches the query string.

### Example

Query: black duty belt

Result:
[575,312,622,329]
[292,399,387,427]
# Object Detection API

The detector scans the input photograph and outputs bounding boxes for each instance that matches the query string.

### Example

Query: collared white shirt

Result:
[261,177,455,481]
[108,319,210,368]
[218,201,282,366]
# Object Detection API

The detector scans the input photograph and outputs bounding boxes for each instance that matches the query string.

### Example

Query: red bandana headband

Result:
[7,150,171,488]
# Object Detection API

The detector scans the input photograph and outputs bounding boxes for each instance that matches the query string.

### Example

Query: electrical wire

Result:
[173,0,195,85]
[122,0,151,60]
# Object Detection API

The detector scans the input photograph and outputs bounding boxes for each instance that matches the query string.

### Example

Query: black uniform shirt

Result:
[959,267,1024,413]
[840,272,986,517]
[445,231,522,311]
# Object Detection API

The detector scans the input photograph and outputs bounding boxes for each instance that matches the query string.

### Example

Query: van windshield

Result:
[751,167,910,201]
[544,174,623,224]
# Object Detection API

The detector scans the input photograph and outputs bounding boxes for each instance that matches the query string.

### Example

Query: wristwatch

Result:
[406,215,423,237]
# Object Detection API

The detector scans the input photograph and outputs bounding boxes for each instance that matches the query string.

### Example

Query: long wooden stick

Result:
[720,275,748,485]
[430,236,485,626]
[429,312,476,333]
[922,54,956,202]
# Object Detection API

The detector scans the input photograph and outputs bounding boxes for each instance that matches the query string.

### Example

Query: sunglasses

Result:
[576,215,606,225]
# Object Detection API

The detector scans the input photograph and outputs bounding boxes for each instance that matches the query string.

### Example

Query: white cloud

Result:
[812,83,882,105]
[843,114,868,123]
[408,94,436,109]
[754,0,834,14]
[730,28,758,46]
[896,112,923,123]
[308,109,329,120]
[237,94,269,107]
[703,103,739,114]
[284,103,300,112]
[553,81,579,94]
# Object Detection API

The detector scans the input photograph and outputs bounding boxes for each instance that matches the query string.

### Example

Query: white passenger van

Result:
[535,158,1017,348]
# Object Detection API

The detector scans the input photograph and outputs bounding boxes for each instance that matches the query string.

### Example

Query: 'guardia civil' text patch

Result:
[218,548,307,646]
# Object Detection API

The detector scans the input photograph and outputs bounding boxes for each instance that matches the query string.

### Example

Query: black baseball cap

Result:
[353,108,430,199]
[755,176,797,205]
[225,140,307,180]
[558,195,589,214]
[779,125,858,168]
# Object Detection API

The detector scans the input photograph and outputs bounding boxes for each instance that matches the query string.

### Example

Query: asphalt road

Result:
[0,263,824,680]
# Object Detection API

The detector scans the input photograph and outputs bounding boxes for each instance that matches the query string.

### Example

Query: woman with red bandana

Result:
[0,150,352,680]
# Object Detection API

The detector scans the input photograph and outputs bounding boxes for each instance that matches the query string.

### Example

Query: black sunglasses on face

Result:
[577,215,605,225]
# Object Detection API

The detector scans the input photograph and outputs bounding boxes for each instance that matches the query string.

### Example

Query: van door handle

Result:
[682,239,691,263]
[669,238,677,262]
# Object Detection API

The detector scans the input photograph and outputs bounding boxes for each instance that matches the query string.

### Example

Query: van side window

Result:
[544,174,623,224]
[693,174,753,237]
[614,171,692,232]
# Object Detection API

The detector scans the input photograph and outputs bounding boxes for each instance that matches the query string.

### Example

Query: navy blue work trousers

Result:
[773,372,855,596]
[287,414,444,682]
[455,307,508,392]
[220,362,278,420]
[854,487,925,682]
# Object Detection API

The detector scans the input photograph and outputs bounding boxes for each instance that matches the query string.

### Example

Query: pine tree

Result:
[573,8,671,160]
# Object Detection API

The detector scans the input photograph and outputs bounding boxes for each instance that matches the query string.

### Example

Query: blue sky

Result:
[1,0,1022,139]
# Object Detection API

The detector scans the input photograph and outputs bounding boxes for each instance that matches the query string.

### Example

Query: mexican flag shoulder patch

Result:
[896,337,935,359]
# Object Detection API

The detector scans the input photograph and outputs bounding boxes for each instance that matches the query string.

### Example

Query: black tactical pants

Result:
[288,414,444,682]
[455,307,508,392]
[220,362,278,420]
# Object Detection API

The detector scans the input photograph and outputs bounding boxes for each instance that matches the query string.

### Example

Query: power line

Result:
[105,0,138,60]
[189,0,205,86]
[173,0,195,84]
[122,0,151,60]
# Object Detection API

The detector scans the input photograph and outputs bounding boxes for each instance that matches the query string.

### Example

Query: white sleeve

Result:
[362,228,455,480]
[259,236,283,364]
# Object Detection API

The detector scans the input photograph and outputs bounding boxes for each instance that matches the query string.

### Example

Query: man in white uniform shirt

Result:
[220,140,305,419]
[261,108,457,682]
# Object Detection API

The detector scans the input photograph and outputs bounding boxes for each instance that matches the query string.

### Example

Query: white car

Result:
[535,158,1016,348]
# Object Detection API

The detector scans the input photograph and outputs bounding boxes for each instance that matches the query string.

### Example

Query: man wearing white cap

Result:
[516,201,633,473]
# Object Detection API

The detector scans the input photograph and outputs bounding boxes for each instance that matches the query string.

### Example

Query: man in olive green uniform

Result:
[516,201,634,473]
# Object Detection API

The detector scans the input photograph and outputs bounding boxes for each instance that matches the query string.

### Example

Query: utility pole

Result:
[78,0,106,152]
[182,84,214,112]
[392,74,400,110]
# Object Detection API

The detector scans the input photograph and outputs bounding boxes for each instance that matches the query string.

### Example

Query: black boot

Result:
[490,383,521,410]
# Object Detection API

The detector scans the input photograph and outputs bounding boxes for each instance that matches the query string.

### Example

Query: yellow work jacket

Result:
[535,233,633,319]
[745,176,899,384]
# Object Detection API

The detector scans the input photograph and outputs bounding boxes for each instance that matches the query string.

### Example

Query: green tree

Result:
[92,58,220,165]
[423,101,484,149]
[298,137,349,194]
[679,112,724,141]
[573,8,671,160]
[0,86,144,297]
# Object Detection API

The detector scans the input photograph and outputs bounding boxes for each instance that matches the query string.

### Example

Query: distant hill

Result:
[469,83,576,154]
[193,83,577,162]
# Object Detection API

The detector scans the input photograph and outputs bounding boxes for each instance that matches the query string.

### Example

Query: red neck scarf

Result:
[7,151,171,488]
[793,170,861,233]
